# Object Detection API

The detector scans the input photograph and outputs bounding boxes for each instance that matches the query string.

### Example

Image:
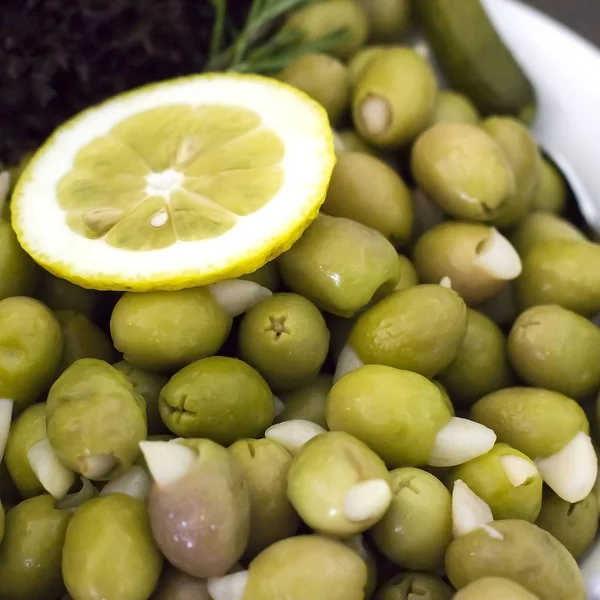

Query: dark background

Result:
[524,0,600,46]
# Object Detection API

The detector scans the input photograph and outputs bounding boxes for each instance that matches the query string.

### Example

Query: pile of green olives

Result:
[1,0,600,599]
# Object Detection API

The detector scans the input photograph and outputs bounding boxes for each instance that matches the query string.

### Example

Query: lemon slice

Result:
[12,74,335,291]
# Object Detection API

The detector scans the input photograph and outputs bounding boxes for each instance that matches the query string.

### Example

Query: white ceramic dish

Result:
[483,0,600,234]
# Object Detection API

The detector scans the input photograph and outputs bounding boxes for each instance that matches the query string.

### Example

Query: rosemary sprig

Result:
[206,0,350,74]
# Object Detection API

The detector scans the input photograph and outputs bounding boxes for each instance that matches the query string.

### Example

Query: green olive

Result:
[358,0,410,42]
[35,271,98,318]
[471,387,589,459]
[278,54,350,123]
[446,443,543,521]
[411,122,514,221]
[509,212,586,257]
[62,494,163,600]
[287,431,390,536]
[278,214,401,317]
[481,116,541,228]
[445,519,585,600]
[438,309,513,407]
[342,536,378,599]
[284,0,369,58]
[326,365,451,467]
[110,287,232,372]
[242,535,368,600]
[453,577,539,600]
[55,310,116,375]
[322,152,413,245]
[347,47,387,84]
[433,380,455,416]
[0,495,72,600]
[5,403,47,498]
[0,499,4,545]
[151,568,210,600]
[515,240,600,316]
[229,438,300,557]
[0,219,39,301]
[410,188,446,241]
[353,48,437,148]
[46,358,147,479]
[277,374,332,427]
[370,467,452,570]
[535,489,598,559]
[113,361,168,436]
[238,293,329,392]
[240,261,280,292]
[0,296,63,412]
[428,90,480,126]
[508,304,600,399]
[412,221,521,306]
[393,254,419,291]
[159,356,274,444]
[375,572,453,600]
[531,156,567,214]
[149,438,251,577]
[348,284,467,377]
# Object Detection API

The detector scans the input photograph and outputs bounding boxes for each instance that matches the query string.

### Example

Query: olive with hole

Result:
[322,152,413,245]
[481,116,541,228]
[446,443,543,522]
[353,47,437,148]
[278,54,350,123]
[375,572,453,600]
[370,467,452,570]
[283,0,369,58]
[535,489,598,560]
[532,156,567,213]
[278,214,401,317]
[508,304,600,399]
[411,122,514,221]
[445,519,585,600]
[428,90,480,126]
[238,293,329,392]
[229,437,300,558]
[412,221,522,306]
[516,240,600,316]
[509,212,586,257]
[438,309,513,406]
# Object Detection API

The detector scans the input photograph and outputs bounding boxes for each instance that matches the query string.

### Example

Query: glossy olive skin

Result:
[438,309,513,406]
[326,365,451,467]
[370,467,452,570]
[516,240,600,316]
[411,122,514,221]
[287,431,390,536]
[353,48,437,148]
[110,287,232,373]
[0,296,63,412]
[508,304,600,399]
[471,387,589,459]
[46,358,147,478]
[277,374,332,427]
[149,439,251,578]
[62,494,163,600]
[447,443,543,522]
[229,438,300,557]
[535,490,598,559]
[322,152,413,245]
[0,219,39,301]
[151,568,210,600]
[55,310,116,374]
[445,520,585,600]
[159,356,274,444]
[482,116,541,228]
[242,535,368,600]
[5,403,47,498]
[278,214,401,317]
[0,495,72,600]
[348,284,467,377]
[113,361,168,435]
[375,572,453,600]
[453,577,538,600]
[278,53,350,123]
[238,293,330,392]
